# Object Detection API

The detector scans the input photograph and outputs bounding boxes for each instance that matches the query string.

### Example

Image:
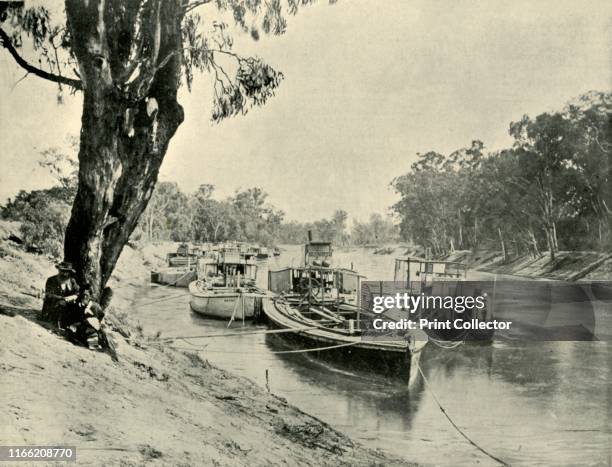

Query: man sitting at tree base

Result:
[42,263,115,355]
[41,261,80,325]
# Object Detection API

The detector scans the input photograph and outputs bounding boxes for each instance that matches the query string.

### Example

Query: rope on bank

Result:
[168,340,360,354]
[415,362,509,466]
[109,274,148,289]
[157,325,319,342]
[179,337,209,349]
[132,291,187,309]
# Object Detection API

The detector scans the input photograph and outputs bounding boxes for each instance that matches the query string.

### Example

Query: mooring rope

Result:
[157,325,319,341]
[427,336,465,349]
[132,291,187,309]
[271,340,359,354]
[179,337,209,349]
[108,272,150,289]
[168,340,360,355]
[415,362,509,466]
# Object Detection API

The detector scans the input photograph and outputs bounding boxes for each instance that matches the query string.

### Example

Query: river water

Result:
[131,245,611,466]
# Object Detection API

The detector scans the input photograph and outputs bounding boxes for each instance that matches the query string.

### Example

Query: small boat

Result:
[150,267,196,287]
[272,247,281,257]
[264,235,426,383]
[189,246,265,320]
[167,243,199,267]
[243,244,259,258]
[151,243,199,287]
[256,246,269,259]
[394,256,495,342]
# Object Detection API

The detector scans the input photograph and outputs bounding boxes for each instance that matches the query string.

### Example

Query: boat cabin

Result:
[197,246,258,287]
[393,257,495,341]
[268,265,363,331]
[166,243,199,267]
[394,257,468,293]
[304,240,333,266]
[268,265,362,314]
[270,234,357,304]
[269,266,359,296]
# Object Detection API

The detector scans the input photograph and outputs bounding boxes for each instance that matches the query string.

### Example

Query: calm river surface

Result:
[131,245,611,466]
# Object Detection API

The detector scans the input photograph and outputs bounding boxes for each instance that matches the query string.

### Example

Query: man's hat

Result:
[56,261,75,272]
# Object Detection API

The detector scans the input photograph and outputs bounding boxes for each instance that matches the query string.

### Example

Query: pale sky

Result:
[0,0,610,222]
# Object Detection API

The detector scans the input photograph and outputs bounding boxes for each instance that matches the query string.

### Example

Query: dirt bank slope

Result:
[0,226,409,466]
[437,248,612,281]
[1,314,408,466]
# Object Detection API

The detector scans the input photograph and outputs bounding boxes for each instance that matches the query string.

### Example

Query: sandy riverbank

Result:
[0,226,410,466]
[409,248,612,281]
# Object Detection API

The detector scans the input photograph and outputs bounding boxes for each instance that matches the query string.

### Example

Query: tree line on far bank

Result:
[1,151,399,255]
[130,184,399,247]
[392,91,611,260]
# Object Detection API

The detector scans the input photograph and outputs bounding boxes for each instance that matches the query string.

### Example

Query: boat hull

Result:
[189,282,258,320]
[262,298,424,384]
[168,254,199,267]
[150,268,196,287]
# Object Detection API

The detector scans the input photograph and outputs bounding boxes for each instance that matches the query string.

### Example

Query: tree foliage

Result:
[0,0,335,121]
[351,214,399,246]
[276,209,348,244]
[1,145,78,257]
[392,91,612,259]
[2,188,71,257]
[138,184,285,245]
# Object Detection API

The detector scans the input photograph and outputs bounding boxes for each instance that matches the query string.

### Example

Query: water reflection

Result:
[420,342,495,380]
[265,332,426,432]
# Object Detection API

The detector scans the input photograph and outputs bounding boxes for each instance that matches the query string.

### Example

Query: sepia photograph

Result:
[0,0,610,465]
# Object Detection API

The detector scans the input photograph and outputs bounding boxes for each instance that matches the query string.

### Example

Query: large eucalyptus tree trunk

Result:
[63,0,185,300]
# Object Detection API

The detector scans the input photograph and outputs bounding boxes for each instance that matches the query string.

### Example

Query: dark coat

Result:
[41,274,80,323]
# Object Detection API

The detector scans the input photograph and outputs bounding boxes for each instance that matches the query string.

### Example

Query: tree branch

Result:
[0,28,82,90]
[184,0,214,14]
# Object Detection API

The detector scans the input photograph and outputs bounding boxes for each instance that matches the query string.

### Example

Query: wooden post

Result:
[407,260,411,290]
[321,269,325,306]
[490,275,497,320]
[307,267,311,310]
[336,271,340,312]
[498,227,508,262]
[356,275,361,330]
[228,294,240,328]
[241,290,245,326]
